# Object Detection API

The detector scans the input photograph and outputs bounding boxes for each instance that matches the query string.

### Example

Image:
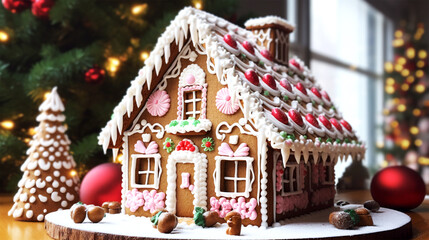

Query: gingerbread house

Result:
[98,7,365,227]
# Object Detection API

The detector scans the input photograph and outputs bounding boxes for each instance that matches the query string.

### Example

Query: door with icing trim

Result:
[176,163,195,217]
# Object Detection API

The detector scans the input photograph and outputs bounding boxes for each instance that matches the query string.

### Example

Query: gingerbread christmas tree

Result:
[8,87,80,221]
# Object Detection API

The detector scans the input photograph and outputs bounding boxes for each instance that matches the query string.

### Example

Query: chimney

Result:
[244,16,294,65]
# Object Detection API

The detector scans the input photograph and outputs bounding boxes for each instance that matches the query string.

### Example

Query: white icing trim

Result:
[165,118,212,134]
[245,16,295,32]
[179,64,206,87]
[39,87,65,112]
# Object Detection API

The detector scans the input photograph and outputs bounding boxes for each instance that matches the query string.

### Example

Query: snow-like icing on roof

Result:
[244,16,295,31]
[39,87,65,112]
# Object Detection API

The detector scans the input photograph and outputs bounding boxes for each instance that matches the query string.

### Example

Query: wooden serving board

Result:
[45,206,412,240]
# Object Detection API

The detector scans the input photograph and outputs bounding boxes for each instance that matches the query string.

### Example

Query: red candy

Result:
[295,83,307,95]
[318,115,332,130]
[279,79,292,92]
[271,108,288,125]
[288,109,303,126]
[260,49,273,61]
[244,69,260,86]
[310,87,322,98]
[305,113,320,128]
[205,142,211,147]
[289,58,301,70]
[177,140,196,152]
[330,118,343,132]
[340,120,352,132]
[321,90,331,101]
[223,34,237,49]
[242,41,254,55]
[262,74,277,90]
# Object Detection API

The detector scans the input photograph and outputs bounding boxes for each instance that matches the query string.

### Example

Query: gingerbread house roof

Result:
[98,7,365,166]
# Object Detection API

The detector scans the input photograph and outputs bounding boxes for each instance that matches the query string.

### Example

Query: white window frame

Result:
[281,162,302,196]
[214,156,254,198]
[130,153,162,189]
[183,90,202,119]
[322,158,335,185]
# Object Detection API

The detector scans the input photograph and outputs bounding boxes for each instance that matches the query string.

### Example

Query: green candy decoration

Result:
[151,211,163,226]
[344,209,360,226]
[163,137,175,153]
[201,137,214,152]
[193,207,206,228]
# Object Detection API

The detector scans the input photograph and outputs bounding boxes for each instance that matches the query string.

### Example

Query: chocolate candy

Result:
[70,204,86,223]
[157,212,178,233]
[329,211,354,229]
[203,211,219,227]
[108,201,121,214]
[364,200,380,212]
[87,206,105,223]
[225,211,242,236]
[102,202,109,213]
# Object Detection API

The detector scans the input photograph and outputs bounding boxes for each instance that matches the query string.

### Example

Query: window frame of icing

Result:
[179,85,207,120]
[213,156,254,198]
[280,162,303,197]
[322,157,335,185]
[130,153,162,189]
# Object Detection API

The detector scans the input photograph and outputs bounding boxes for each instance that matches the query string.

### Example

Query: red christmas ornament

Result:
[295,82,307,95]
[371,166,426,210]
[262,74,277,90]
[223,34,237,49]
[244,69,260,86]
[330,118,343,132]
[305,113,320,128]
[271,108,288,125]
[260,49,273,61]
[80,163,122,206]
[2,0,31,13]
[279,79,292,92]
[310,87,322,98]
[288,109,303,126]
[85,66,106,84]
[318,115,332,130]
[242,41,254,54]
[31,0,54,19]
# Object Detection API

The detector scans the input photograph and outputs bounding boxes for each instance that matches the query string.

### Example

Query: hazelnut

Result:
[87,206,105,223]
[70,204,86,223]
[157,212,178,233]
[364,200,380,212]
[102,202,110,214]
[203,211,219,227]
[108,201,121,214]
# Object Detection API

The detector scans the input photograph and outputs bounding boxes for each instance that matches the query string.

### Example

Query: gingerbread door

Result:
[165,139,208,216]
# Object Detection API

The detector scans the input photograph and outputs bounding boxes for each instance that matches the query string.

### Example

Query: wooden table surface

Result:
[1,191,428,240]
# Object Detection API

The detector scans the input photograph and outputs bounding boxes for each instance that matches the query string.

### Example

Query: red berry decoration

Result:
[271,108,288,125]
[289,58,301,70]
[330,118,343,132]
[262,74,277,90]
[242,41,255,54]
[371,166,426,210]
[288,109,303,126]
[305,113,320,128]
[223,34,237,49]
[340,119,352,132]
[2,0,31,13]
[260,49,273,61]
[318,115,332,130]
[80,163,122,206]
[31,0,55,19]
[279,79,292,92]
[166,142,171,147]
[295,82,307,95]
[310,87,322,98]
[177,140,195,152]
[244,69,260,86]
[85,66,106,84]
[321,90,331,101]
[205,142,211,147]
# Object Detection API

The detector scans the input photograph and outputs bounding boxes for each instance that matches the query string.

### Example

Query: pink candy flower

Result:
[215,88,239,115]
[146,90,170,117]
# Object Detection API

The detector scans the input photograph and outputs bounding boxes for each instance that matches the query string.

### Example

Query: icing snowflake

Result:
[163,137,175,153]
[201,137,214,152]
[146,90,170,117]
[215,88,239,115]
[142,190,166,213]
[125,189,144,212]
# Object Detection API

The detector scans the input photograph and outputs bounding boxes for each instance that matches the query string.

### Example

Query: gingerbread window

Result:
[130,154,162,189]
[322,158,335,185]
[214,156,254,198]
[281,162,302,196]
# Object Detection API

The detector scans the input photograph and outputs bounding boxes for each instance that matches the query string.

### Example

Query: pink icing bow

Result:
[134,140,159,154]
[218,142,249,157]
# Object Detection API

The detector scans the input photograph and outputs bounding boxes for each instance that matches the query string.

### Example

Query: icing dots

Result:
[37,214,44,221]
[215,88,239,115]
[146,90,171,117]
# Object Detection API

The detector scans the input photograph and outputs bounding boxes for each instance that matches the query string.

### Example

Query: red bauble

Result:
[80,163,122,206]
[31,0,54,19]
[2,0,31,13]
[85,66,106,84]
[371,166,426,210]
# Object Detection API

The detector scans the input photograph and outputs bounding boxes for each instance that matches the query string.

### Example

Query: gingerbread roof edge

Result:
[244,16,295,31]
